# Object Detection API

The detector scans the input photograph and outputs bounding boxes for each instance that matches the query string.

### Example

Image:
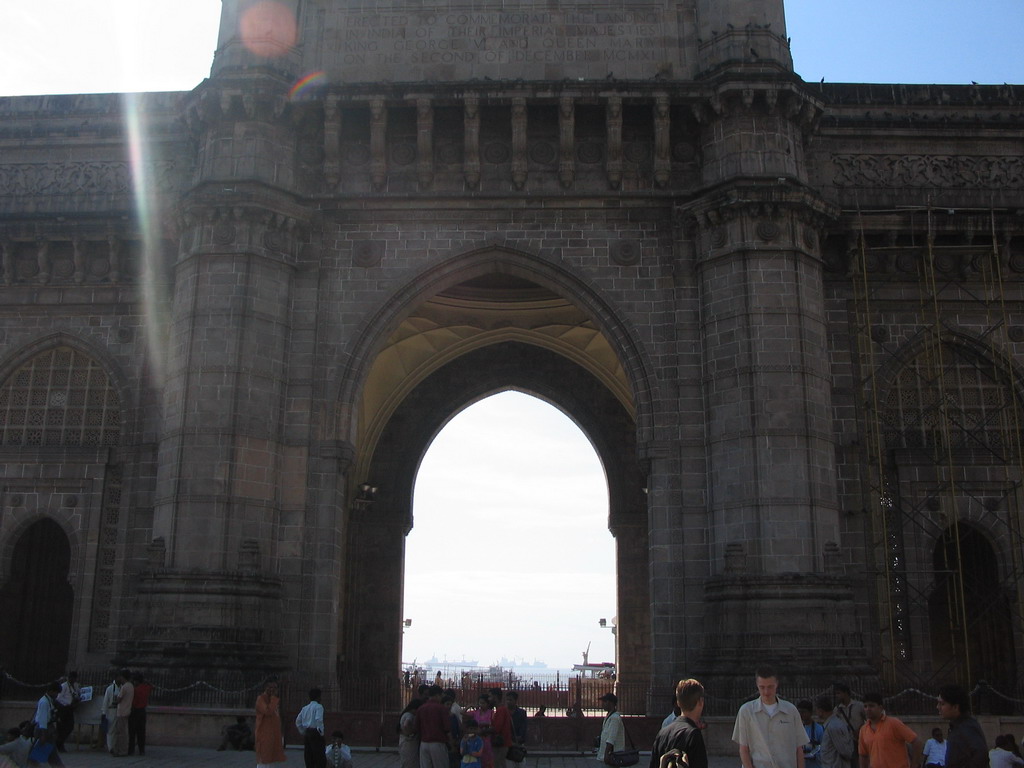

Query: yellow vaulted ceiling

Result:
[356,274,634,474]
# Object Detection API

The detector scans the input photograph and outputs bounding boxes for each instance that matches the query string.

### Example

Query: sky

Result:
[0,1,1020,671]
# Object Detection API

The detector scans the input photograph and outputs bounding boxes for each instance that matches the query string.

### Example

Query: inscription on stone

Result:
[313,5,678,82]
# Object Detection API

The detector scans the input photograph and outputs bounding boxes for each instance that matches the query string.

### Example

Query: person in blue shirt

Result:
[461,718,484,768]
[798,699,824,768]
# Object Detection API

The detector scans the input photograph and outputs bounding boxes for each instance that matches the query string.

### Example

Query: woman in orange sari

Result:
[255,680,287,767]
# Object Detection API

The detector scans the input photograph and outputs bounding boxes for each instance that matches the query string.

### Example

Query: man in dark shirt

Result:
[416,685,453,768]
[936,685,987,768]
[507,692,528,752]
[650,679,708,768]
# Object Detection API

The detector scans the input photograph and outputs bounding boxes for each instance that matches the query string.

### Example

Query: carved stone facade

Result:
[1,0,1022,701]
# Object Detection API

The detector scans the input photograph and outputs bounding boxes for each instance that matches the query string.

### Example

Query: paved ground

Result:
[51,747,739,768]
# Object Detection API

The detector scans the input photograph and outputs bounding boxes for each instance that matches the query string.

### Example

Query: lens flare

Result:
[288,71,326,100]
[240,1,298,59]
[122,92,167,388]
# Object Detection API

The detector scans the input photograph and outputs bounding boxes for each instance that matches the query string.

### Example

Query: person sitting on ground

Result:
[0,723,32,768]
[217,716,254,751]
[325,729,353,768]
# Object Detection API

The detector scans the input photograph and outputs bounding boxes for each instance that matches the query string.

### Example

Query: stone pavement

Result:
[50,747,739,768]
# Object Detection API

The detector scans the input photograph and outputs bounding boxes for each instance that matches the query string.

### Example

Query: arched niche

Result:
[0,518,74,683]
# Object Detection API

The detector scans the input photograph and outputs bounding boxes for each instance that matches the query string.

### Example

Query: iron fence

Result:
[3,667,1023,719]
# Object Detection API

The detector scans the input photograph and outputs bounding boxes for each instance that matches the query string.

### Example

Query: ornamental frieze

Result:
[832,154,1024,189]
[0,161,180,197]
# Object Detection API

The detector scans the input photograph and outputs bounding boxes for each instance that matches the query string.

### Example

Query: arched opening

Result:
[342,341,648,693]
[0,518,74,683]
[929,522,1015,690]
[402,391,614,690]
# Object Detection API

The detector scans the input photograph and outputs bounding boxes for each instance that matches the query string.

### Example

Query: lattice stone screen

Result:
[0,346,120,447]
[881,345,1015,451]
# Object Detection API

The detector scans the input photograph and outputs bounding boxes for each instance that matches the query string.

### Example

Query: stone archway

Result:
[929,522,1015,689]
[341,340,649,686]
[0,518,74,683]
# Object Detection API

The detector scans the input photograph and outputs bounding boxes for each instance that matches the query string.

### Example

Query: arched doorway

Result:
[336,258,654,693]
[0,518,74,683]
[929,522,1015,689]
[402,391,615,681]
[342,341,648,687]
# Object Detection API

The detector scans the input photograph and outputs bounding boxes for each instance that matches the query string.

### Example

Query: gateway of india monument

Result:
[1,0,1023,707]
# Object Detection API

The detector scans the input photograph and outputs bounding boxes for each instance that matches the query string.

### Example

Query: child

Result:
[325,729,353,768]
[461,718,484,768]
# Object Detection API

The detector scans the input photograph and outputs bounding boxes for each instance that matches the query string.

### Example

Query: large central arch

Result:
[342,341,650,684]
[334,248,656,687]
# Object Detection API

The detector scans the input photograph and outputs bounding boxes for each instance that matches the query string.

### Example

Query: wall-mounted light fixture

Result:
[353,482,378,509]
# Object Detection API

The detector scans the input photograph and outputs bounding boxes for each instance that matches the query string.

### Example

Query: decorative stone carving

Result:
[724,541,746,574]
[390,142,416,166]
[612,240,641,267]
[36,238,51,284]
[0,161,178,196]
[605,95,623,190]
[146,537,166,569]
[463,97,480,190]
[653,95,670,188]
[416,98,434,190]
[529,141,556,166]
[353,240,383,268]
[511,97,527,191]
[756,221,780,242]
[483,142,511,165]
[832,154,1024,189]
[370,98,387,191]
[239,539,260,571]
[576,141,604,165]
[323,94,342,188]
[558,95,574,189]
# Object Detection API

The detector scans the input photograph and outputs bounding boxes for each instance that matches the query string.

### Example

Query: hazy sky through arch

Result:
[403,390,615,672]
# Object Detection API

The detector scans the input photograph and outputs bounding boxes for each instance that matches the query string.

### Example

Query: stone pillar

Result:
[680,74,867,691]
[121,75,308,675]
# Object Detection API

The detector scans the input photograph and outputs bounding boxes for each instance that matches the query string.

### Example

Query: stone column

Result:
[681,81,865,692]
[122,76,308,675]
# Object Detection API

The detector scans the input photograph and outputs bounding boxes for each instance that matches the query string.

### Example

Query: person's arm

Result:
[796,745,806,768]
[604,740,616,765]
[740,744,754,768]
[908,738,923,768]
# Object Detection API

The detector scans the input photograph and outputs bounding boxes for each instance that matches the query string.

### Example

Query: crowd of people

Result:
[398,685,529,768]
[649,668,1017,768]
[1,667,1019,768]
[247,680,354,768]
[0,668,152,766]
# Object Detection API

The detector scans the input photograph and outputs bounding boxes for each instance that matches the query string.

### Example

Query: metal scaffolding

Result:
[848,205,1024,701]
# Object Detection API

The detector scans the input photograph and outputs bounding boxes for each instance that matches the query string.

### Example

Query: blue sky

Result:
[0,1,1020,669]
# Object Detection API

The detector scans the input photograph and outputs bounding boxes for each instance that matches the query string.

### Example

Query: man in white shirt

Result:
[597,693,625,765]
[296,686,326,768]
[733,667,809,768]
[32,680,64,766]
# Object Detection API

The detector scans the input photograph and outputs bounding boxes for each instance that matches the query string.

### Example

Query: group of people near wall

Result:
[650,667,1006,768]
[399,685,529,768]
[0,668,151,766]
[250,680,352,768]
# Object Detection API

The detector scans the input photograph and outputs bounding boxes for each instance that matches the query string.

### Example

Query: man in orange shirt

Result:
[858,693,922,768]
